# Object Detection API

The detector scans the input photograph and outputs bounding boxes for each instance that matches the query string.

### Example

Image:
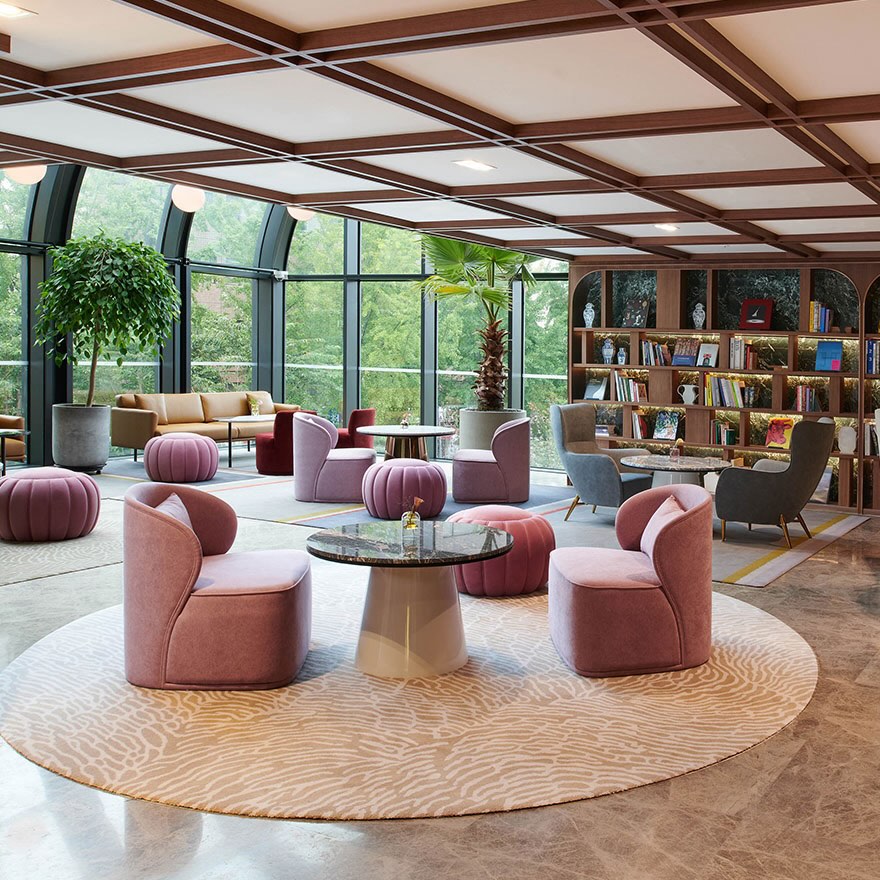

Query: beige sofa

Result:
[111,391,301,451]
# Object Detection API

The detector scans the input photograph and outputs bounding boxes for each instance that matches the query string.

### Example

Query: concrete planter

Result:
[459,408,526,450]
[52,404,110,473]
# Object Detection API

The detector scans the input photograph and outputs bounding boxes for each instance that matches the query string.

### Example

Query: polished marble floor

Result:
[1,475,879,880]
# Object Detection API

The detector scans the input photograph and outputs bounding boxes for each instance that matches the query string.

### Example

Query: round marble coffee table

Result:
[619,454,731,486]
[356,424,455,461]
[306,521,513,679]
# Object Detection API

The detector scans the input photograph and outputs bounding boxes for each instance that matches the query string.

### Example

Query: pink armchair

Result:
[123,483,311,690]
[335,408,376,449]
[293,413,376,503]
[548,484,713,677]
[452,417,530,503]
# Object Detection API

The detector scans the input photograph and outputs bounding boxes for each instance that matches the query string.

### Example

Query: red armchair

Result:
[335,408,376,449]
[255,409,316,476]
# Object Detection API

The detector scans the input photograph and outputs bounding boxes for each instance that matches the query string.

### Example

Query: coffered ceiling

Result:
[1,0,879,264]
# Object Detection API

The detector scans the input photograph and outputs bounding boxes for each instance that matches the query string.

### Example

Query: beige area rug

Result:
[0,570,817,820]
[0,500,124,587]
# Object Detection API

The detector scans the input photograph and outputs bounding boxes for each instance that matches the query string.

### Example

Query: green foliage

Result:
[35,232,180,406]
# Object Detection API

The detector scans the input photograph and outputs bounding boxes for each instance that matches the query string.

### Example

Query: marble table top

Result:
[620,454,731,473]
[357,424,456,438]
[306,520,513,568]
[0,428,27,436]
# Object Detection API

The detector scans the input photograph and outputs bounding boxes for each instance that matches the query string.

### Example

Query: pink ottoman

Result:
[144,433,219,483]
[447,505,555,596]
[362,458,447,519]
[0,467,100,542]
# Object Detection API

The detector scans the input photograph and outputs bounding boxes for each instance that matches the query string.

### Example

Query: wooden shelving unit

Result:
[568,265,880,513]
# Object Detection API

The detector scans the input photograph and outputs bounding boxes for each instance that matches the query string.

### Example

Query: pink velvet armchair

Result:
[293,413,376,503]
[452,417,531,503]
[335,408,376,449]
[123,483,312,690]
[548,484,713,677]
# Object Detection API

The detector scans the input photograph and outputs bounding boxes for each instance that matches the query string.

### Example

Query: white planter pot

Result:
[52,404,110,473]
[458,408,526,451]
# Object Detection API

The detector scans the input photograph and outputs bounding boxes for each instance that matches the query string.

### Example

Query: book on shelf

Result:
[671,337,699,366]
[765,416,795,449]
[809,300,834,333]
[704,373,746,408]
[710,418,738,445]
[815,339,843,371]
[583,377,608,400]
[793,385,821,412]
[631,408,648,440]
[868,339,880,375]
[729,337,758,370]
[697,343,719,367]
[865,422,879,456]
[614,372,648,403]
[640,340,672,366]
[652,410,681,441]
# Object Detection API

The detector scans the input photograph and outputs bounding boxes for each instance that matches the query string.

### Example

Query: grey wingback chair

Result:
[551,403,652,520]
[714,419,835,547]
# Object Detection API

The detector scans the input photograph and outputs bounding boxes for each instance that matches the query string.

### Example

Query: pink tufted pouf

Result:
[144,432,219,483]
[362,458,448,519]
[0,467,100,542]
[447,505,555,596]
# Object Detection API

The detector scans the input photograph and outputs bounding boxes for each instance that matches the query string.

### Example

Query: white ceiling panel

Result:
[358,147,581,186]
[463,227,585,241]
[568,129,823,176]
[558,247,646,256]
[0,102,224,158]
[505,192,674,216]
[598,223,736,237]
[754,217,880,236]
[711,1,880,100]
[231,0,516,30]
[806,242,880,253]
[677,183,874,211]
[376,30,738,125]
[1,0,219,69]
[356,200,508,222]
[677,244,785,255]
[827,121,880,163]
[124,69,447,144]
[188,162,394,194]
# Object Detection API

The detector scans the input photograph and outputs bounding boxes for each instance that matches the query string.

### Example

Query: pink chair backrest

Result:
[293,413,337,501]
[491,417,531,497]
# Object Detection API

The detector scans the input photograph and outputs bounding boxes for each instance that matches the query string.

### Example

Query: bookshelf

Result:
[568,265,880,513]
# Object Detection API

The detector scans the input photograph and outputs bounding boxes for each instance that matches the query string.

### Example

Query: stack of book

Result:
[704,373,746,407]
[641,340,671,366]
[710,419,738,445]
[793,385,822,412]
[729,338,758,370]
[614,373,648,402]
[867,339,880,375]
[631,409,648,439]
[809,300,835,333]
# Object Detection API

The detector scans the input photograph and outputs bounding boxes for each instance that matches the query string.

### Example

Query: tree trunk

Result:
[86,335,99,407]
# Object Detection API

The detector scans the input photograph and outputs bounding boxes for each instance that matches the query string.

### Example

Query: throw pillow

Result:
[155,492,194,532]
[639,494,684,558]
[247,395,261,416]
[134,393,168,425]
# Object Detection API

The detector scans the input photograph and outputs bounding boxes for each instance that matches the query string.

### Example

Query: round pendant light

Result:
[171,184,206,213]
[5,164,47,185]
[286,206,315,222]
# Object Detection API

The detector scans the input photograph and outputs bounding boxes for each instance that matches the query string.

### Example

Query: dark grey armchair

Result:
[714,420,835,547]
[551,403,652,520]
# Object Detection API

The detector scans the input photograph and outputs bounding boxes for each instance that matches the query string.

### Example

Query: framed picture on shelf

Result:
[815,339,843,372]
[671,337,699,366]
[620,296,649,328]
[765,416,795,449]
[696,343,719,367]
[739,298,773,330]
[653,410,680,441]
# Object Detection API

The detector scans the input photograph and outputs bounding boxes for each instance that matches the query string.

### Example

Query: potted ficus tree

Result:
[35,231,180,472]
[419,236,538,448]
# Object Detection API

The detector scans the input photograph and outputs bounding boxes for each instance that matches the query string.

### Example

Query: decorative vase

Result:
[616,347,627,365]
[837,425,857,455]
[601,338,615,364]
[401,510,421,530]
[677,384,699,405]
[582,302,595,328]
[692,303,706,330]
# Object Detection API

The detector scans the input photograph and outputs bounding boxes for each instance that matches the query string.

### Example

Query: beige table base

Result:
[356,566,468,679]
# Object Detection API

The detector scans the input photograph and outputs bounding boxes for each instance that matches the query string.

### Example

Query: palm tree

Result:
[419,236,538,411]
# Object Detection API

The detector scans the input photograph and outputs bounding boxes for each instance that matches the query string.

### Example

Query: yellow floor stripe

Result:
[277,504,366,523]
[722,515,847,583]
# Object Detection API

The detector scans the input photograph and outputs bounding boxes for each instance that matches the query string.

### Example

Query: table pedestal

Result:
[384,435,428,461]
[651,471,702,487]
[356,565,467,678]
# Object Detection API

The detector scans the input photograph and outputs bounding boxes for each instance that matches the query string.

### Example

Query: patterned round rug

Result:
[0,576,817,820]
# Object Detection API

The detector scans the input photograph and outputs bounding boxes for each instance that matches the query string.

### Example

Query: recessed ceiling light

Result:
[654,223,679,233]
[453,158,497,172]
[0,3,36,18]
[286,206,315,222]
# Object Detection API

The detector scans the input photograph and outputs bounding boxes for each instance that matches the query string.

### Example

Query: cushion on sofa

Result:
[200,392,249,421]
[640,494,684,558]
[165,393,206,424]
[247,391,276,415]
[155,492,194,531]
[134,393,168,425]
[116,394,138,409]
[155,422,230,441]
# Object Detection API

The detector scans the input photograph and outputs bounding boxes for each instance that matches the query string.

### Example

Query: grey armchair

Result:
[714,420,835,547]
[551,404,652,520]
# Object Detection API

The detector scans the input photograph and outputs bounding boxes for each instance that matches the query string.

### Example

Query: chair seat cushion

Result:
[327,448,376,461]
[155,422,230,441]
[195,550,311,596]
[453,448,496,464]
[550,547,660,589]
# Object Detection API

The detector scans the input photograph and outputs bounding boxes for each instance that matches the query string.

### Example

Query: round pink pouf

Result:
[0,467,100,542]
[447,505,555,597]
[144,433,219,483]
[362,458,448,519]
